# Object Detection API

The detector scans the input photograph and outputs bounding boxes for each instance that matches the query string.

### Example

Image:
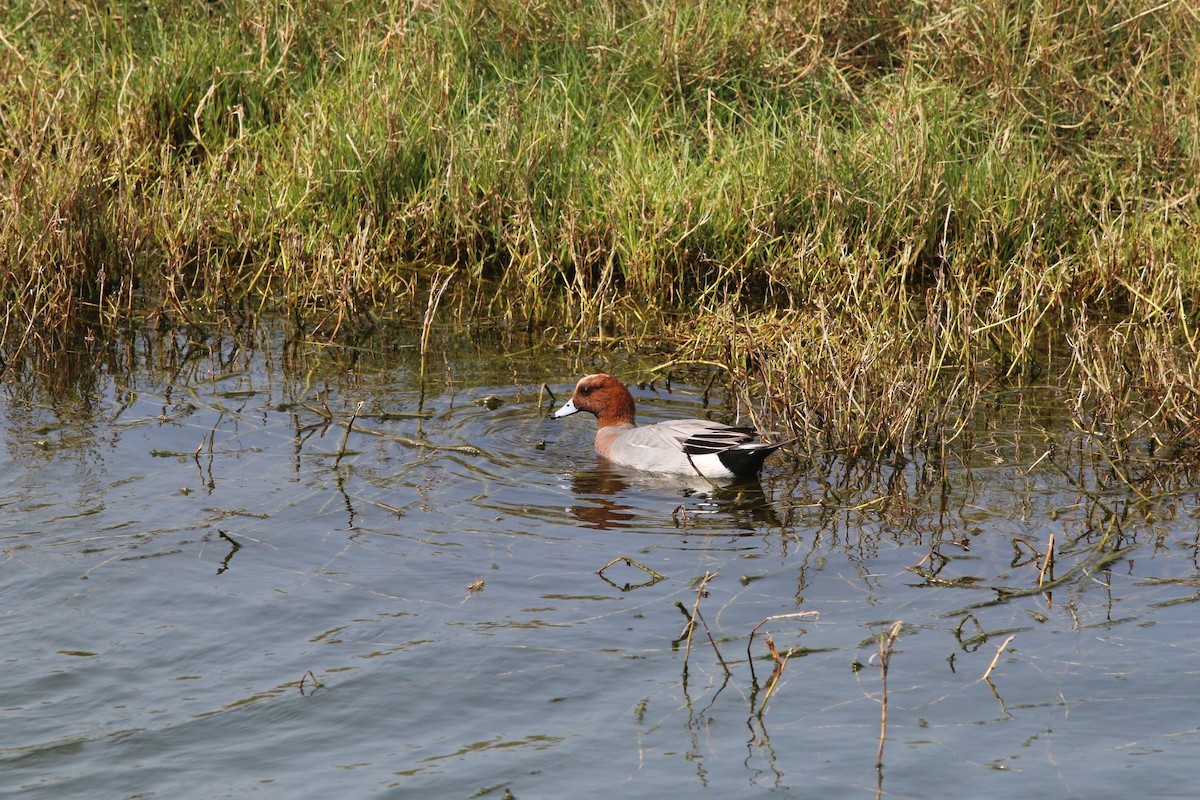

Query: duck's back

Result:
[596,419,778,478]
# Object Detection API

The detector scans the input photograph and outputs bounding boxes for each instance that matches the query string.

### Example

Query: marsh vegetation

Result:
[3,0,1198,464]
[4,6,1199,792]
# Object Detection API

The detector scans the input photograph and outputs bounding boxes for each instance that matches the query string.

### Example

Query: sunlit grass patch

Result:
[1,0,1197,465]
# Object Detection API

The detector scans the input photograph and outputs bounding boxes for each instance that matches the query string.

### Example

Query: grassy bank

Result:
[2,0,1198,459]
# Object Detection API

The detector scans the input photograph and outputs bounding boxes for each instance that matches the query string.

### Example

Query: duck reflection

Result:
[565,461,782,531]
[565,463,639,530]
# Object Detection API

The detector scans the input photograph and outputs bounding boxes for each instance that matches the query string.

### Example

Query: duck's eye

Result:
[580,385,594,395]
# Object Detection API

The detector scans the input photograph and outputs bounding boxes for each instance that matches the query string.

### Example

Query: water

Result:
[2,321,1199,799]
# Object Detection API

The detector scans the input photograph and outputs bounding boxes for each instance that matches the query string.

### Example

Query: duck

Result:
[551,373,789,479]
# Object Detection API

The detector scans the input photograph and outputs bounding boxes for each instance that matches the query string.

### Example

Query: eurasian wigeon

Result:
[552,373,789,479]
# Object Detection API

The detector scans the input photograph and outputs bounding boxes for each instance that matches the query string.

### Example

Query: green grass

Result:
[2,0,1198,459]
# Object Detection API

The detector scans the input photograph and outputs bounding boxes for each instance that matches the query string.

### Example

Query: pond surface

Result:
[2,320,1199,799]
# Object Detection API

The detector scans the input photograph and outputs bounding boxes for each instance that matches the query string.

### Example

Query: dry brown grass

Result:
[2,0,1197,468]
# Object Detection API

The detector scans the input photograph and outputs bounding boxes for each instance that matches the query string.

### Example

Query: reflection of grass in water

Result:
[3,315,1196,791]
[667,419,1194,779]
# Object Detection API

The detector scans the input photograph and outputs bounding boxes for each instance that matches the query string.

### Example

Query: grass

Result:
[2,0,1198,462]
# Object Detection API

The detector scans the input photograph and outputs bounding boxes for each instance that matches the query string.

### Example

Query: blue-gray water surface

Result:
[2,322,1199,799]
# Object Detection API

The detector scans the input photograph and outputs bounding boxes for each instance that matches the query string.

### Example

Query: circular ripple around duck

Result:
[375,384,584,488]
[449,387,577,475]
